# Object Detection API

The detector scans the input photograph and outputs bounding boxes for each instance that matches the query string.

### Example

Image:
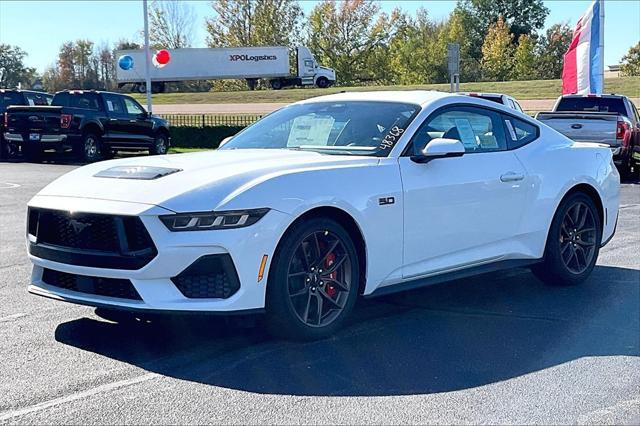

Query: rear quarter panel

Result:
[513,125,619,256]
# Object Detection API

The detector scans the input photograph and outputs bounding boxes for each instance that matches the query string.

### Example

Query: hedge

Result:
[169,125,245,149]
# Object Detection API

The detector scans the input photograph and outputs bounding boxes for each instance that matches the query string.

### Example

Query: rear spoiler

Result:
[535,111,620,120]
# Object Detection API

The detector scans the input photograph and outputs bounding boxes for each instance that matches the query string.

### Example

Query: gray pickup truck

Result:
[536,94,640,178]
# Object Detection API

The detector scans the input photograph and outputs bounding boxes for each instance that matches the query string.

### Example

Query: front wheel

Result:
[532,192,602,286]
[150,133,169,155]
[266,217,360,340]
[316,77,329,89]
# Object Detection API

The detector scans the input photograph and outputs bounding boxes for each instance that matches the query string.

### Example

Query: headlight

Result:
[160,208,269,232]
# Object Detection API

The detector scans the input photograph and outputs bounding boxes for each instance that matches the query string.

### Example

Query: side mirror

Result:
[219,136,233,148]
[139,111,148,119]
[410,138,465,164]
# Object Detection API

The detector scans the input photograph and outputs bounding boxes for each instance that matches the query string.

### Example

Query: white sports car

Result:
[26,91,619,340]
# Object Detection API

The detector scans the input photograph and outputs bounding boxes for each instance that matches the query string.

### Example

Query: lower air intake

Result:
[41,269,142,301]
[171,254,240,299]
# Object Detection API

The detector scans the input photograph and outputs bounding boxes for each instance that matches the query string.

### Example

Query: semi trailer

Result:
[115,46,336,93]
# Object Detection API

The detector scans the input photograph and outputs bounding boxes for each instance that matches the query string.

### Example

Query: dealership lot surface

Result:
[0,161,638,424]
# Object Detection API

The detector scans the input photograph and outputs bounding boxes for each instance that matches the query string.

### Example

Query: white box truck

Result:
[115,46,336,93]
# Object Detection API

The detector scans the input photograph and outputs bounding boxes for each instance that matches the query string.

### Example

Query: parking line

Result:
[0,373,160,422]
[0,182,20,189]
[0,313,27,323]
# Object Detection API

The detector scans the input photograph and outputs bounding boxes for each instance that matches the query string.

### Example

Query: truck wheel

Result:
[150,133,169,155]
[316,77,329,89]
[136,83,147,94]
[81,133,102,163]
[270,79,283,90]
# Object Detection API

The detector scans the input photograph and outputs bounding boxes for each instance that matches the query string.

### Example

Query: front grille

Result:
[28,208,157,270]
[171,254,240,299]
[42,269,142,300]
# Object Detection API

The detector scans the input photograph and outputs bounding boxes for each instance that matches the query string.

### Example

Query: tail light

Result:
[3,112,7,128]
[60,114,73,129]
[616,119,631,146]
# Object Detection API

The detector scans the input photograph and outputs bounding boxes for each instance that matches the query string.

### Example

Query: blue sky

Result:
[1,0,638,73]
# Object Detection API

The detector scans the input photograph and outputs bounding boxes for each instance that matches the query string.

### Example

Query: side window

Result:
[503,115,538,149]
[409,106,507,155]
[69,94,99,110]
[631,101,640,124]
[102,95,125,114]
[123,97,144,116]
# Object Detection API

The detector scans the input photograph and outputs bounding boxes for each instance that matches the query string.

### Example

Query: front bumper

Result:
[27,196,290,313]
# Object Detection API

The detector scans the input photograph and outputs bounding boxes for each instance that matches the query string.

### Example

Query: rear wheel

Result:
[81,133,102,163]
[270,79,283,90]
[266,217,359,340]
[532,192,602,286]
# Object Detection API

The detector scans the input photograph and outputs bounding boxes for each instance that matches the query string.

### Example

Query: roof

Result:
[296,90,450,107]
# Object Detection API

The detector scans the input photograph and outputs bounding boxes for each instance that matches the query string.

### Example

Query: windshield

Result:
[220,101,420,156]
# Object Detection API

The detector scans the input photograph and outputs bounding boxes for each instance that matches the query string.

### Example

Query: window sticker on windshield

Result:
[453,118,477,148]
[27,99,35,106]
[378,126,405,150]
[106,100,114,111]
[287,115,335,147]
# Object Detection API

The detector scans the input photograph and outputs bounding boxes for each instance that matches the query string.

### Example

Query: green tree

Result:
[0,44,36,88]
[149,0,195,49]
[620,42,640,77]
[307,0,392,85]
[481,17,514,81]
[454,0,548,64]
[536,23,573,79]
[206,0,303,48]
[74,39,94,88]
[511,34,537,80]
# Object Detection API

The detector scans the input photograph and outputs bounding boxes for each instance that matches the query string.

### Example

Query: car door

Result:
[398,105,530,279]
[122,96,154,144]
[101,94,128,142]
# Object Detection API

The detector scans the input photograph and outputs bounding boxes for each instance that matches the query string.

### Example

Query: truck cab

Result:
[296,46,336,89]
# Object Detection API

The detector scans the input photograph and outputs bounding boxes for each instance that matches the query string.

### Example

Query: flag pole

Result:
[143,0,153,114]
[599,0,605,93]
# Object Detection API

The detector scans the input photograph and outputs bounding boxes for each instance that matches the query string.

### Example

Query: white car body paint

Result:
[26,91,620,313]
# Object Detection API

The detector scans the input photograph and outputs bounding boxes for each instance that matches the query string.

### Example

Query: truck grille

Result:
[42,269,142,300]
[28,208,157,270]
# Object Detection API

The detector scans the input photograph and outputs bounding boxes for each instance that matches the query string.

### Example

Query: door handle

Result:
[129,119,137,123]
[109,118,117,122]
[500,172,524,182]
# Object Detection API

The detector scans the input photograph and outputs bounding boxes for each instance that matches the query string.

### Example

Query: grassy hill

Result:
[133,76,640,105]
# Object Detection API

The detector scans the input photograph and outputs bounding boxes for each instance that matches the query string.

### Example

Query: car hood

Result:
[36,149,379,212]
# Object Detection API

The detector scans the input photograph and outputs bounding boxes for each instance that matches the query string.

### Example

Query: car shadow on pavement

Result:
[54,265,640,396]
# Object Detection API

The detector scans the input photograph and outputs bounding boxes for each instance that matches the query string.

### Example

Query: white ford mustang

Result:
[27,91,619,339]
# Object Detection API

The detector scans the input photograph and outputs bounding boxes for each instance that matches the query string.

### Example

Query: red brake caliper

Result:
[325,253,337,298]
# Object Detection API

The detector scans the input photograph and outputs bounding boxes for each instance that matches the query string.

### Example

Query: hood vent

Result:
[94,166,181,180]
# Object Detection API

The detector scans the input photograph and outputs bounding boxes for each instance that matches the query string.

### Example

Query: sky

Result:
[1,0,639,74]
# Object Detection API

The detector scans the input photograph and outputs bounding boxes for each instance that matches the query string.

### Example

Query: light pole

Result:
[143,0,153,114]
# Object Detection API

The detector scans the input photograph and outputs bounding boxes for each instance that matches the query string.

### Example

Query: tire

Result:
[150,133,169,155]
[532,192,602,286]
[316,77,329,89]
[266,217,360,340]
[136,83,147,94]
[80,133,102,163]
[270,79,282,90]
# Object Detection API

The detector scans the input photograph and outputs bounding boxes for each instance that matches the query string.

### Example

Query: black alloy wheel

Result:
[266,217,359,340]
[532,192,602,286]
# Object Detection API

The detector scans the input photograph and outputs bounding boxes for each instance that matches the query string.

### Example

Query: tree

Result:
[481,17,513,81]
[74,39,94,88]
[149,0,196,49]
[511,34,537,80]
[307,0,393,85]
[537,23,573,79]
[454,0,548,64]
[0,44,36,88]
[620,42,640,77]
[206,0,304,48]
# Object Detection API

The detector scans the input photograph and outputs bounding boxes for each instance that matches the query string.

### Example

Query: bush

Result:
[169,126,245,149]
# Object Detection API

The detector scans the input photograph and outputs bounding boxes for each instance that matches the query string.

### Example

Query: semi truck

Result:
[115,46,336,93]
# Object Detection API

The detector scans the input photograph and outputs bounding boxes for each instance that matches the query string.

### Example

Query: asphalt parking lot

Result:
[0,161,638,425]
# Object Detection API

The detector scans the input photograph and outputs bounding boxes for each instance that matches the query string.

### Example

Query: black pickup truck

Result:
[3,90,170,162]
[0,89,53,158]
